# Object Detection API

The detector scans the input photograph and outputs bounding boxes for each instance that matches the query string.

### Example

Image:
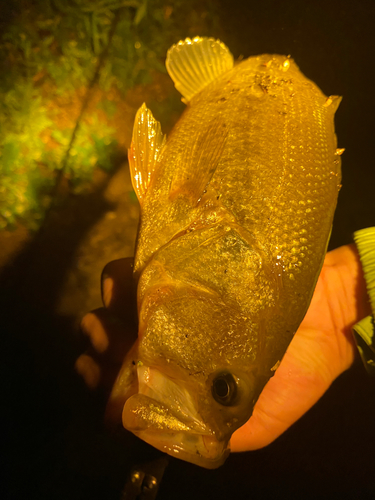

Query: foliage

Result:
[0,0,221,229]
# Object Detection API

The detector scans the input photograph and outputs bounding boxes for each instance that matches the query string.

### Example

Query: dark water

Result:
[2,1,375,499]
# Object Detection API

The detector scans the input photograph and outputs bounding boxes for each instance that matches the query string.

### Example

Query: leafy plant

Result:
[0,0,221,229]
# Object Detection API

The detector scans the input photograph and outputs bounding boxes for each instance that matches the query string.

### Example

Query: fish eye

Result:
[211,372,238,406]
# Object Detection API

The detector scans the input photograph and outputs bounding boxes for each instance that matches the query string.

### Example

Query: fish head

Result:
[121,289,265,468]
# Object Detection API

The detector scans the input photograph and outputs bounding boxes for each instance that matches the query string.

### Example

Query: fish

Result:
[108,36,342,468]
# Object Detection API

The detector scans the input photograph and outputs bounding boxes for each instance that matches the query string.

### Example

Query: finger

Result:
[81,310,110,354]
[101,257,136,322]
[77,308,137,396]
[75,354,101,389]
[80,308,137,362]
[230,324,355,452]
[321,244,372,322]
[75,351,126,398]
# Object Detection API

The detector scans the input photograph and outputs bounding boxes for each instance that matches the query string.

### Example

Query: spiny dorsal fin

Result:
[166,36,234,103]
[128,103,166,203]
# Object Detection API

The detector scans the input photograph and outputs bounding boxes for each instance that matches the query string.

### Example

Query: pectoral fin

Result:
[166,37,234,103]
[169,119,228,205]
[128,103,166,203]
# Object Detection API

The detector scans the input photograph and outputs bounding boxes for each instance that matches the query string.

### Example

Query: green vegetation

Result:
[0,0,221,229]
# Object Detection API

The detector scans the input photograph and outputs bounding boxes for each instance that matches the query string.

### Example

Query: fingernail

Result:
[102,276,114,308]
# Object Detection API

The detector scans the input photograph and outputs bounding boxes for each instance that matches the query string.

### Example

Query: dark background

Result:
[2,1,375,499]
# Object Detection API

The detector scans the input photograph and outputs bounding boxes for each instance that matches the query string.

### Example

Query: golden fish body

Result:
[111,37,342,468]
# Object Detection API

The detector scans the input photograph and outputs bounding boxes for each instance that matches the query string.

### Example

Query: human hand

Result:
[230,244,371,451]
[75,257,137,423]
[75,245,370,450]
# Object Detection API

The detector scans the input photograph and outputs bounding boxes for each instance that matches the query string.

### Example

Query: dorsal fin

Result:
[128,103,166,204]
[166,36,234,103]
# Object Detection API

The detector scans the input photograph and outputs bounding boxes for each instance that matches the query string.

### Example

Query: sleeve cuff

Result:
[353,227,375,374]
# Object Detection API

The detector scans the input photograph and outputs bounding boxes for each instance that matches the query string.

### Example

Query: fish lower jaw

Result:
[140,429,228,469]
[122,394,229,468]
[129,427,229,469]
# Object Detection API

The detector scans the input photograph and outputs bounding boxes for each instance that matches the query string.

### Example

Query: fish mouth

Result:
[122,365,229,468]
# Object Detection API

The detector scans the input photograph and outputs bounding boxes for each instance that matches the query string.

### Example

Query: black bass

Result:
[109,37,342,468]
